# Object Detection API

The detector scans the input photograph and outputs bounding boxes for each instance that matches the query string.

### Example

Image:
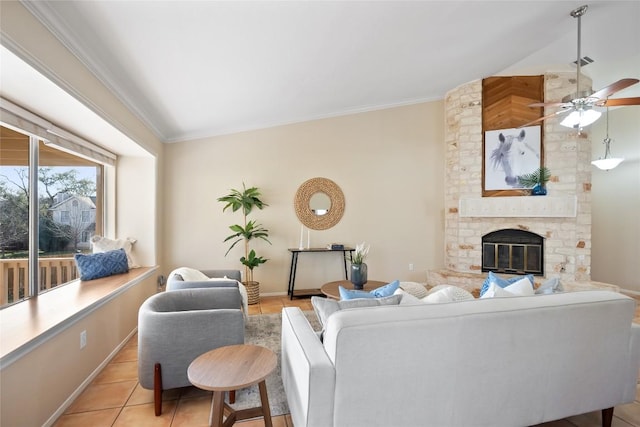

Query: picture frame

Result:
[483,125,542,195]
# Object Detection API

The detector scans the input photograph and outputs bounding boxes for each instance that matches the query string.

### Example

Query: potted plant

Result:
[350,242,370,290]
[218,183,271,304]
[518,166,551,196]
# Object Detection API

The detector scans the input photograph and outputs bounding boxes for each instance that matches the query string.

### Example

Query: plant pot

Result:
[531,184,547,196]
[350,263,368,290]
[244,280,260,305]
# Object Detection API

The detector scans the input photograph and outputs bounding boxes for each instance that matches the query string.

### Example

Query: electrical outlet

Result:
[80,330,87,349]
[409,263,414,271]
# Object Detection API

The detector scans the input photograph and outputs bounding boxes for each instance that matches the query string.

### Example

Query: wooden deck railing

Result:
[0,258,78,306]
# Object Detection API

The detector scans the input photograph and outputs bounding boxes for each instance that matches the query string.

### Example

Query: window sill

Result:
[0,266,158,368]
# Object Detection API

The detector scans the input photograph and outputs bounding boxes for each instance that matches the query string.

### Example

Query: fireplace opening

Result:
[482,229,544,276]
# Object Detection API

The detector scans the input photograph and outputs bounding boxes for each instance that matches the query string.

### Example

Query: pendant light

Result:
[591,107,624,170]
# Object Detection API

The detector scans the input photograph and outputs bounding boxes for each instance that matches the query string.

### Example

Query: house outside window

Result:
[0,124,107,308]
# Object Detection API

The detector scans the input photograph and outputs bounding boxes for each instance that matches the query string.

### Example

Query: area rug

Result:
[230,310,320,416]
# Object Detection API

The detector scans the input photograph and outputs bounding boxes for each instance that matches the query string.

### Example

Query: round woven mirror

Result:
[294,177,345,230]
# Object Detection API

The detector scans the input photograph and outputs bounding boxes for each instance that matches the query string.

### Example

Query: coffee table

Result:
[187,344,277,427]
[320,280,387,299]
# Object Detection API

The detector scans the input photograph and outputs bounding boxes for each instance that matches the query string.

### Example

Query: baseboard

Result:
[621,288,640,297]
[43,328,138,427]
[261,291,288,297]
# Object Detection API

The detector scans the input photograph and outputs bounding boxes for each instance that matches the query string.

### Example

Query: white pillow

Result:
[394,288,422,305]
[91,236,138,268]
[480,277,534,298]
[398,281,428,299]
[480,282,513,298]
[168,267,209,282]
[504,277,535,296]
[422,285,475,304]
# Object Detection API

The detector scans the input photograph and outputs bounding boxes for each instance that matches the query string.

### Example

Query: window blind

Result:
[0,97,116,166]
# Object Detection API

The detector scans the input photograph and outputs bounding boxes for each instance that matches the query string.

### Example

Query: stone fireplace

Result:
[428,72,618,293]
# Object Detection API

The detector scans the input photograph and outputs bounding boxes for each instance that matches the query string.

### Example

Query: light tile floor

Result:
[53,294,640,427]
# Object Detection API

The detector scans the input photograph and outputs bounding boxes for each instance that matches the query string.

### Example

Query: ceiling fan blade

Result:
[528,101,567,108]
[518,109,569,128]
[599,97,640,107]
[590,78,639,100]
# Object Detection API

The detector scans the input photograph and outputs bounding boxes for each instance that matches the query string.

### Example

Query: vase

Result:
[531,184,547,196]
[350,263,368,290]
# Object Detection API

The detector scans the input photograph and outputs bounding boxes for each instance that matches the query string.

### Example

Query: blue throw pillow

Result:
[535,277,564,294]
[339,280,400,300]
[74,248,129,281]
[480,271,534,297]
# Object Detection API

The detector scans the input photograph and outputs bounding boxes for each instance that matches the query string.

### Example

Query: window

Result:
[0,123,108,308]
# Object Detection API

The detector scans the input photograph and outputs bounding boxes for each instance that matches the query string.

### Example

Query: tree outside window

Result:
[1,133,101,306]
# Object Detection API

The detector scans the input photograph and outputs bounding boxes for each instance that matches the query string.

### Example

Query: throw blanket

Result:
[168,267,248,316]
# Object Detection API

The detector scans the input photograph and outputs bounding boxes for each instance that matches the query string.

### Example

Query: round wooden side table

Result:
[187,344,277,427]
[320,280,387,299]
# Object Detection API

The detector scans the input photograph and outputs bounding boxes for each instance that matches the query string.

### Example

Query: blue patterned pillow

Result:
[74,248,129,281]
[339,280,400,300]
[480,271,534,297]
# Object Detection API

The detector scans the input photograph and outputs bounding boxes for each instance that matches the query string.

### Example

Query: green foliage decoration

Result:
[218,183,271,283]
[518,167,551,189]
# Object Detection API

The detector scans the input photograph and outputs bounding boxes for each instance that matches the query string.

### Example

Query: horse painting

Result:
[484,126,541,191]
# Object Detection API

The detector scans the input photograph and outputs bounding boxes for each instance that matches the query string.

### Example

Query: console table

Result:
[287,247,354,299]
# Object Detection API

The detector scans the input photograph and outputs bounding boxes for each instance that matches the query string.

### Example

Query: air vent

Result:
[573,56,594,67]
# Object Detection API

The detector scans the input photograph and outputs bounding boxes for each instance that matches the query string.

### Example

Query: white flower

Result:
[352,242,370,265]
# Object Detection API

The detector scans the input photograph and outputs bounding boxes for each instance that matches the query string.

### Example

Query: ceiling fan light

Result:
[560,109,602,129]
[591,157,624,170]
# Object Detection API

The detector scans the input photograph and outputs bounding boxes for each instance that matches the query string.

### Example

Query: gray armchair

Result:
[166,268,241,290]
[137,288,244,415]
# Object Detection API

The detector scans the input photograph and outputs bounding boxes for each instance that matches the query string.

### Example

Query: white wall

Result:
[591,107,640,292]
[116,156,158,266]
[163,102,445,294]
[0,4,164,425]
[1,0,164,272]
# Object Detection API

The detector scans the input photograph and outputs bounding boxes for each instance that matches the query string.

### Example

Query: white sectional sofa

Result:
[281,291,639,427]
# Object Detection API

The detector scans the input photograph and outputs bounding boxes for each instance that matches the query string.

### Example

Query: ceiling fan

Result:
[523,4,640,130]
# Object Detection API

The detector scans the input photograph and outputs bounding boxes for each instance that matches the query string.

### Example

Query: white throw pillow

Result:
[91,236,138,268]
[394,288,422,305]
[480,282,513,298]
[481,277,534,298]
[422,285,475,304]
[504,277,535,296]
[398,281,428,299]
[168,267,209,282]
